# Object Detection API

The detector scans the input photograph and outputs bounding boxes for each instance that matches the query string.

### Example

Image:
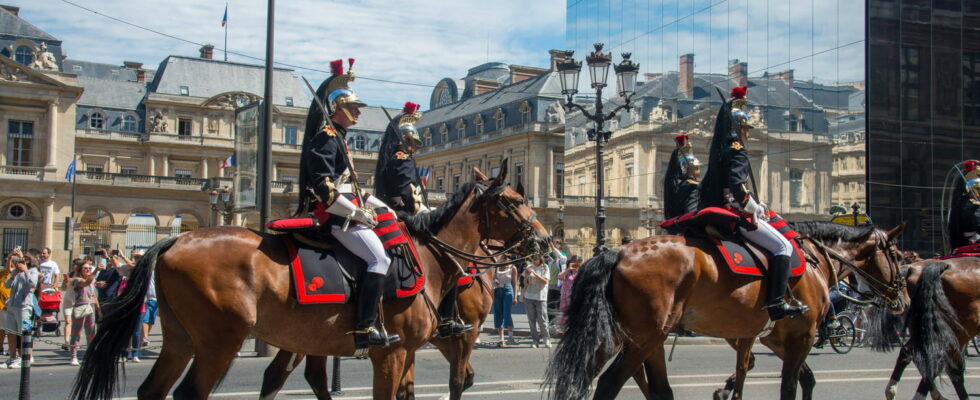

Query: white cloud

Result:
[13,0,565,108]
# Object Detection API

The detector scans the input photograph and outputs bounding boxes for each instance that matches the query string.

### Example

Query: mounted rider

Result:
[297,58,400,350]
[698,86,809,321]
[663,134,702,220]
[374,102,473,338]
[948,160,980,250]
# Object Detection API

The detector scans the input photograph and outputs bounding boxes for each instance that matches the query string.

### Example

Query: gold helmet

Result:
[965,160,980,199]
[729,86,754,132]
[398,102,423,147]
[326,59,367,122]
[674,134,701,176]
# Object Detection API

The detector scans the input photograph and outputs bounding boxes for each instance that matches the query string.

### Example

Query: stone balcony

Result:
[0,165,51,181]
[76,171,209,190]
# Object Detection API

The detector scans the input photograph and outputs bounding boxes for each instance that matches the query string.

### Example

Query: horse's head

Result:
[470,163,551,257]
[858,223,909,313]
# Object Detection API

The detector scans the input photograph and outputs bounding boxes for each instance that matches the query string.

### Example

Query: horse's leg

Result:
[730,338,754,400]
[798,362,816,400]
[397,351,416,400]
[371,347,408,400]
[776,336,811,400]
[885,344,913,400]
[172,328,250,400]
[259,351,303,400]
[947,349,969,400]
[633,361,651,399]
[644,341,674,400]
[593,344,655,400]
[302,355,332,400]
[137,295,194,400]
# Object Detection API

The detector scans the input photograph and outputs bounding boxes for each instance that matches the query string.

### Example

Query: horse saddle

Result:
[661,207,806,278]
[940,244,980,260]
[272,211,425,305]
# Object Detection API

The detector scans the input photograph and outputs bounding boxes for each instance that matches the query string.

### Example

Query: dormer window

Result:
[123,115,138,132]
[439,124,449,143]
[423,130,432,147]
[355,135,366,150]
[456,119,466,136]
[519,101,532,124]
[89,112,106,130]
[180,86,190,96]
[14,46,32,65]
[493,108,506,131]
[285,97,294,106]
[474,114,485,134]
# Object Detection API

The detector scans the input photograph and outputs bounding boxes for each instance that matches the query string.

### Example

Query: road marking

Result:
[121,372,978,399]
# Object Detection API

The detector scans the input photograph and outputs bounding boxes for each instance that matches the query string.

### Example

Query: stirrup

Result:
[437,321,474,338]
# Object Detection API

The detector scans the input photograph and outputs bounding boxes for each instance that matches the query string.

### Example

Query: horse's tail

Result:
[543,248,621,400]
[906,261,965,382]
[70,236,178,400]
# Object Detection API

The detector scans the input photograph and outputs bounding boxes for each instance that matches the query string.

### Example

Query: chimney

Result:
[771,69,794,88]
[123,61,146,82]
[510,65,548,84]
[728,59,748,87]
[644,73,661,82]
[549,49,573,71]
[473,78,502,95]
[678,53,694,98]
[1,5,19,16]
[199,45,215,60]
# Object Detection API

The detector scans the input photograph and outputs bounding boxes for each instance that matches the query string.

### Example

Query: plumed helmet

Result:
[326,59,367,112]
[674,134,701,175]
[729,86,753,131]
[398,102,423,147]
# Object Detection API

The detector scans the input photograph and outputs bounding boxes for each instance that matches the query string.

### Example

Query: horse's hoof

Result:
[713,388,731,400]
[437,394,450,400]
[884,383,896,400]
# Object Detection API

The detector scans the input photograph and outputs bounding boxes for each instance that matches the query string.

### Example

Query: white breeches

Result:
[739,219,793,257]
[331,224,390,275]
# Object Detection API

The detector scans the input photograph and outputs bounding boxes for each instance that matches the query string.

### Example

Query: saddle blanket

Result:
[661,207,805,277]
[283,221,424,305]
[939,244,980,260]
[457,264,478,287]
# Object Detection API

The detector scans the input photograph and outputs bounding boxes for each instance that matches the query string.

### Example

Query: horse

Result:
[871,257,980,400]
[69,166,550,400]
[257,270,494,400]
[545,221,908,400]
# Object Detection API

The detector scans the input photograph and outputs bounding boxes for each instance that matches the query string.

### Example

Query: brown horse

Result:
[258,271,494,400]
[874,257,980,400]
[545,222,908,400]
[69,167,549,400]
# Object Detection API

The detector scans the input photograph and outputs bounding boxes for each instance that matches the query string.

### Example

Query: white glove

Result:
[743,196,763,218]
[351,207,378,228]
[392,196,405,207]
[968,232,980,244]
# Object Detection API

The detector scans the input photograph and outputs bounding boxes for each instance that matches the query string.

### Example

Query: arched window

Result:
[423,130,432,147]
[355,135,366,150]
[123,115,138,132]
[89,112,105,130]
[519,101,532,124]
[493,109,506,130]
[14,46,32,65]
[439,124,449,143]
[474,114,484,134]
[456,119,467,136]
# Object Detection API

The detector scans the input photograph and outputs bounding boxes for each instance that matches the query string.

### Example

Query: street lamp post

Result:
[557,43,639,257]
[209,188,235,225]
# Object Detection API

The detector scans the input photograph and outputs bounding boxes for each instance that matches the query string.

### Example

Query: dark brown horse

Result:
[874,257,980,400]
[69,167,549,400]
[545,222,908,400]
[258,271,494,400]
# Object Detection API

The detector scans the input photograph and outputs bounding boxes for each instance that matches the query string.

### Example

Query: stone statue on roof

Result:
[546,101,565,123]
[30,43,58,71]
[149,111,168,133]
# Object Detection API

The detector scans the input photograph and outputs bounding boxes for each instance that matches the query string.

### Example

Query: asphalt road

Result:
[2,331,978,399]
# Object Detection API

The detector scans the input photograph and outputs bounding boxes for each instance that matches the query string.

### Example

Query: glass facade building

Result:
[567,1,978,254]
[867,0,980,254]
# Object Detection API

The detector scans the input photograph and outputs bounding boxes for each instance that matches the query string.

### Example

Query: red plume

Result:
[730,86,747,99]
[402,102,421,114]
[674,134,688,147]
[348,58,355,70]
[965,160,979,172]
[329,59,343,76]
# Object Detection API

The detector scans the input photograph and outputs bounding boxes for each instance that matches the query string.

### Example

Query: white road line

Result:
[120,372,978,399]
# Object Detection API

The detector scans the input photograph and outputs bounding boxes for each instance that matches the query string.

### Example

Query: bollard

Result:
[18,329,32,400]
[330,356,343,395]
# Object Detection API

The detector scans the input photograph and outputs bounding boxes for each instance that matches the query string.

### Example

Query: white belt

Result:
[337,183,353,194]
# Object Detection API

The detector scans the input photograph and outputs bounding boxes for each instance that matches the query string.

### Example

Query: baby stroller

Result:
[35,288,62,336]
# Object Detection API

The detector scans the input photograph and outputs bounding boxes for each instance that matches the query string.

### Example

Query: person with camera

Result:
[4,249,38,368]
[93,249,121,303]
[67,259,100,366]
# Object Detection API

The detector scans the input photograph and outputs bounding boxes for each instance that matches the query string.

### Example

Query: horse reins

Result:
[804,230,905,307]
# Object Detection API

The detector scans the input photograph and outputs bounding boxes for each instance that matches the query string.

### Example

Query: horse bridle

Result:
[808,230,906,308]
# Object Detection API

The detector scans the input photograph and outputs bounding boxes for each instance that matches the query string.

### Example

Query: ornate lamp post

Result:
[209,188,235,225]
[557,43,639,256]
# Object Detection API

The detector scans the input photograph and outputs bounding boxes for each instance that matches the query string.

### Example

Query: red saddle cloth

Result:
[457,264,478,286]
[939,244,980,260]
[661,207,806,277]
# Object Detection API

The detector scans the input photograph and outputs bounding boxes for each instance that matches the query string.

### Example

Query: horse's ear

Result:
[885,222,907,241]
[473,167,488,182]
[516,182,526,197]
[493,160,509,186]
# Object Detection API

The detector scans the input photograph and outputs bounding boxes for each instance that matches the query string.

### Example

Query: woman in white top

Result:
[492,262,519,347]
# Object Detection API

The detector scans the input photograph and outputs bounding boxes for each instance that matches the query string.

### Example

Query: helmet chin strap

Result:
[341,106,357,124]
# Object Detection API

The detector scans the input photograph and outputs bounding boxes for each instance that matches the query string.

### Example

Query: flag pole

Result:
[223,3,228,62]
[68,154,77,262]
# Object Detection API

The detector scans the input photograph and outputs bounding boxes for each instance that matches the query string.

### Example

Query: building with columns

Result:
[0,6,389,265]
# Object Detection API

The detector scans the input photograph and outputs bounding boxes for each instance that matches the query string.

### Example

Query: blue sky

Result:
[13,0,566,108]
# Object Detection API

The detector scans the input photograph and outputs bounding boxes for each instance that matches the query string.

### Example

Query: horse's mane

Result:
[405,181,482,236]
[790,221,876,244]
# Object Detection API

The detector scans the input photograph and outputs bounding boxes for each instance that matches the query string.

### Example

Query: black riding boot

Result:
[353,273,401,351]
[765,255,809,321]
[436,285,473,338]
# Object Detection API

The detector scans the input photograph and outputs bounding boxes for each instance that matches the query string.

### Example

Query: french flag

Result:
[417,167,430,186]
[221,4,228,27]
[220,153,235,169]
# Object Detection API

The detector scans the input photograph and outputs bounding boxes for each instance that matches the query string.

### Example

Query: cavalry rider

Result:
[948,160,980,250]
[663,134,702,220]
[698,86,808,321]
[297,59,400,351]
[374,102,473,338]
